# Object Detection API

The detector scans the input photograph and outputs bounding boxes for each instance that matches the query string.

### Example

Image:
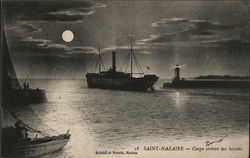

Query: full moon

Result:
[62,30,74,42]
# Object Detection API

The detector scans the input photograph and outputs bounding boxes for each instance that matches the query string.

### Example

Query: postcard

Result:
[1,0,249,157]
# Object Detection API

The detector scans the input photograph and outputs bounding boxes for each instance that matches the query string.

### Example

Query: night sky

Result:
[3,0,250,79]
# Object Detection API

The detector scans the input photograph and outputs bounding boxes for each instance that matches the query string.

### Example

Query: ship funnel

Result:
[112,51,116,71]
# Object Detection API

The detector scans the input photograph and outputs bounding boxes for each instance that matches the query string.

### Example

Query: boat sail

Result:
[86,34,159,91]
[2,36,47,104]
[1,31,47,104]
[1,24,70,157]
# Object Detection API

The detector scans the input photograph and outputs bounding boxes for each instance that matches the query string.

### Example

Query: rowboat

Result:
[2,127,71,158]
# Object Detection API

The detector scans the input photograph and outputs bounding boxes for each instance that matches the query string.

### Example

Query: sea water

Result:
[25,79,249,158]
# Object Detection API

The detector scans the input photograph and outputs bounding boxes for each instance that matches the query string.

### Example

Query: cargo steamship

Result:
[86,34,159,91]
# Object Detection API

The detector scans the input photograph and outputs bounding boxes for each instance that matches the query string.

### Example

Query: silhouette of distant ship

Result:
[86,34,159,91]
[164,64,249,88]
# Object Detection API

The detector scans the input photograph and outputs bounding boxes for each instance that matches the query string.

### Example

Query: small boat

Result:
[2,33,47,104]
[2,127,70,158]
[7,87,47,104]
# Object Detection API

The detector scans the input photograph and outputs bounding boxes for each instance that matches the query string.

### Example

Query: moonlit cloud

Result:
[49,9,96,17]
[139,51,152,54]
[69,46,98,54]
[20,36,99,56]
[138,18,241,48]
[21,37,52,45]
[48,3,106,19]
[136,35,158,45]
[151,18,189,27]
[104,45,138,51]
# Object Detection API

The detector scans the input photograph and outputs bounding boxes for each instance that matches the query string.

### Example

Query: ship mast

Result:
[118,33,144,76]
[130,33,133,77]
[98,44,101,73]
[0,2,3,152]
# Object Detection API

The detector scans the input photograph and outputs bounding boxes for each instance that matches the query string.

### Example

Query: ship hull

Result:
[86,75,158,91]
[26,88,47,103]
[2,127,70,158]
[6,88,47,104]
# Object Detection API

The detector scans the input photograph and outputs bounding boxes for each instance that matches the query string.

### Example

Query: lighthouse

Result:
[174,64,180,81]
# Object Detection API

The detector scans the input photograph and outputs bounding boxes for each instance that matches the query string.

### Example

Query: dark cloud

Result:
[101,43,154,55]
[19,22,42,33]
[152,18,231,31]
[201,38,250,49]
[142,31,190,44]
[138,18,242,48]
[48,3,106,19]
[189,20,232,35]
[103,17,240,54]
[3,0,106,22]
[137,32,193,46]
[6,21,41,33]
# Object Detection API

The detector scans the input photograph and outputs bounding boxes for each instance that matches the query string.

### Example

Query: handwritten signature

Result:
[206,134,228,146]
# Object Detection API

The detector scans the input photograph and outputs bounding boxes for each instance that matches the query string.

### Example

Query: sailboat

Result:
[86,34,159,91]
[1,34,47,104]
[2,45,47,104]
[1,23,70,157]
